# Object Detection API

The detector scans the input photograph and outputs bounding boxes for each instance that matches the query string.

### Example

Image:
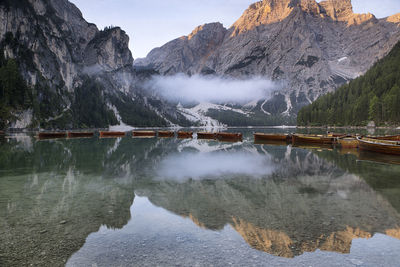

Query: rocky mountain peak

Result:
[84,27,133,72]
[318,0,353,20]
[134,22,227,75]
[319,0,376,25]
[387,13,400,24]
[188,22,226,41]
[230,0,375,36]
[230,0,293,36]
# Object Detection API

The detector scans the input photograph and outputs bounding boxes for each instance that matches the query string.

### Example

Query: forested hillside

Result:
[298,41,400,127]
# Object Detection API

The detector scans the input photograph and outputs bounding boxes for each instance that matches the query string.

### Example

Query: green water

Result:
[1,129,400,266]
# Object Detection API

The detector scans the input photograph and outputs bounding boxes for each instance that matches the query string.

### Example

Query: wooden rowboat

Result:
[292,134,335,145]
[197,132,216,140]
[254,133,290,142]
[215,132,243,142]
[177,131,193,139]
[327,132,346,138]
[337,136,358,148]
[37,132,67,139]
[132,131,156,137]
[67,132,94,138]
[357,137,400,155]
[99,131,125,138]
[158,131,174,138]
[368,135,400,141]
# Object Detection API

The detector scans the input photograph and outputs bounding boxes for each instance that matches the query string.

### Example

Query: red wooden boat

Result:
[357,137,400,155]
[327,132,346,138]
[132,131,156,137]
[99,131,126,138]
[368,135,400,141]
[197,132,216,140]
[67,132,94,138]
[37,132,67,139]
[177,131,193,139]
[337,136,358,148]
[254,133,290,142]
[292,134,335,145]
[215,132,243,142]
[158,131,175,138]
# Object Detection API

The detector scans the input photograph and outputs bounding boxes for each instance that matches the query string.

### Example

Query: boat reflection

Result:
[1,134,400,265]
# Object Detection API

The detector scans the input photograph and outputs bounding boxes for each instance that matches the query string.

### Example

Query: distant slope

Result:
[135,0,400,118]
[297,41,400,127]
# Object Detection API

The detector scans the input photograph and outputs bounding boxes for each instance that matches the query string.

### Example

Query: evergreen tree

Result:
[298,41,400,127]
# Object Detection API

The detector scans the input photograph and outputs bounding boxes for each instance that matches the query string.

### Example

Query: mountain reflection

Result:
[156,151,275,180]
[0,135,400,265]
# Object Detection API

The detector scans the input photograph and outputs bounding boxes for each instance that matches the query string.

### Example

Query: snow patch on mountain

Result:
[177,102,252,127]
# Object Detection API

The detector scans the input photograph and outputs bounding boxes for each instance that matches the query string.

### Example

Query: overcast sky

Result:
[70,0,400,59]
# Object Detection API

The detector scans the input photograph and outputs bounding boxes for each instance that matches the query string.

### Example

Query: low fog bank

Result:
[145,74,278,104]
[156,151,275,181]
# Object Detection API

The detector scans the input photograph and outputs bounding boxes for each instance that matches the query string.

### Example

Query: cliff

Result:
[135,0,400,119]
[0,0,189,129]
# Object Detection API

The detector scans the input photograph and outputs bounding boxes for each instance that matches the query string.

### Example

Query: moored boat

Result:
[99,131,126,138]
[37,132,67,139]
[357,136,400,155]
[197,132,216,140]
[132,131,156,137]
[327,132,346,138]
[177,131,193,139]
[337,136,358,148]
[254,133,290,142]
[215,132,243,142]
[292,134,335,145]
[368,135,400,141]
[158,131,174,138]
[67,132,94,138]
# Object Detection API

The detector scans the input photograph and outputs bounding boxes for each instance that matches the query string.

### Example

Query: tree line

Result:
[298,41,400,127]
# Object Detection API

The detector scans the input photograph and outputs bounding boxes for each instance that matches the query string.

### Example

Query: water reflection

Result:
[0,132,400,266]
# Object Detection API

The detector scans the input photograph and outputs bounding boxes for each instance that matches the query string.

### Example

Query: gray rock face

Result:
[0,0,185,128]
[135,22,227,76]
[136,0,400,115]
[84,27,133,72]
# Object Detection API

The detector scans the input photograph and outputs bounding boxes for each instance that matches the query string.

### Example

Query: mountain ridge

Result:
[0,0,191,129]
[135,0,400,122]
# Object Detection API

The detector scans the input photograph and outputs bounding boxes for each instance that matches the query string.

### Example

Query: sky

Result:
[70,0,400,59]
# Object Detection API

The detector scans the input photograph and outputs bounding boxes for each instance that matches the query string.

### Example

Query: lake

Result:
[1,129,400,266]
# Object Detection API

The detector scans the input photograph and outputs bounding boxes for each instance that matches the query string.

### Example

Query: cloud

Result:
[156,151,275,181]
[145,74,277,104]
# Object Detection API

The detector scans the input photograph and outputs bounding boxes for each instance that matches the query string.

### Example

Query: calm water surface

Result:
[1,129,400,266]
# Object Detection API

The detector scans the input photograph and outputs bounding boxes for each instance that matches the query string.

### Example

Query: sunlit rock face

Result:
[136,0,400,116]
[134,23,227,76]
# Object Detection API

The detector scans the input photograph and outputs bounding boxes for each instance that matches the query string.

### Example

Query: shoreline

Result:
[297,126,400,130]
[2,125,400,134]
